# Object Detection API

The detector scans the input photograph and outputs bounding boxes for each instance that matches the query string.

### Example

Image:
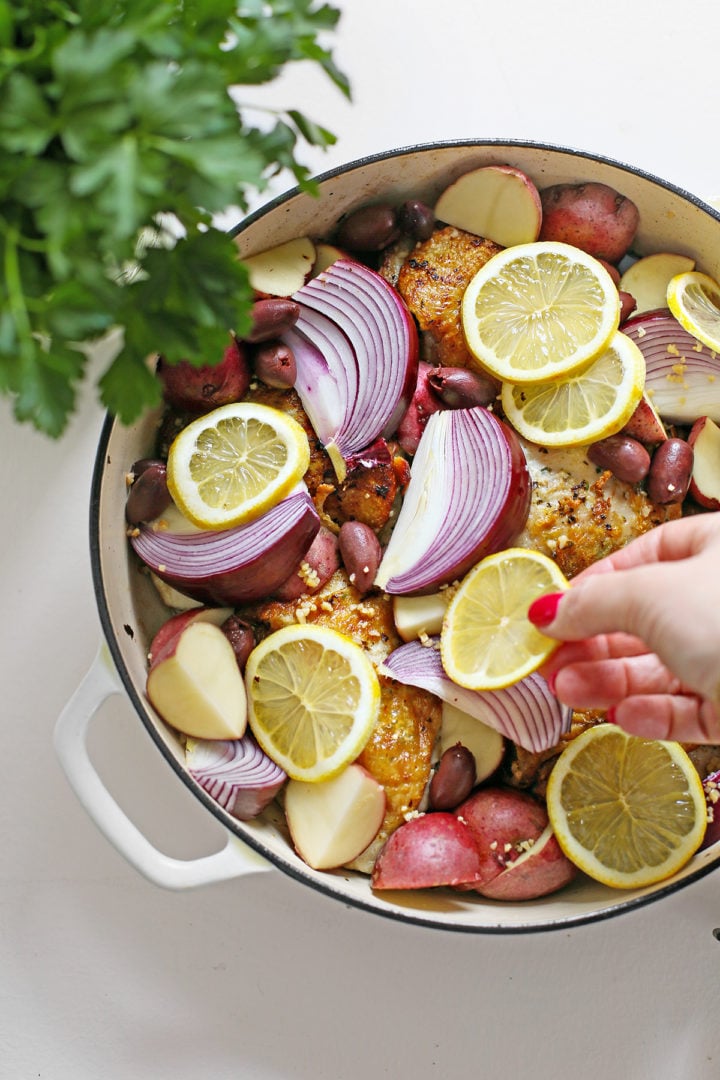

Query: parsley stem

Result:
[4,226,35,364]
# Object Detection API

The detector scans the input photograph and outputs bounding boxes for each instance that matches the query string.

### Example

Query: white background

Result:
[3,1,720,1077]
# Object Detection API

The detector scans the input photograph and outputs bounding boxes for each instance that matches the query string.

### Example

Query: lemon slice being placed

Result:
[441,548,569,692]
[245,624,381,782]
[500,330,645,448]
[667,270,720,354]
[461,241,621,383]
[167,402,310,530]
[546,724,707,889]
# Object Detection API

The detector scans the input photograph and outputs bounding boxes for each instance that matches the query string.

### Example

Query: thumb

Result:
[527,564,667,644]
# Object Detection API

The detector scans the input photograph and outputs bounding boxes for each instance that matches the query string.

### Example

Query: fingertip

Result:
[527,591,564,629]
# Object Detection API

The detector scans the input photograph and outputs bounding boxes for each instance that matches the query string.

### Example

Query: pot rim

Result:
[90,138,720,932]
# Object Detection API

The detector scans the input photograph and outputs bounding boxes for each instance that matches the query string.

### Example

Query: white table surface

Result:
[4,2,720,1077]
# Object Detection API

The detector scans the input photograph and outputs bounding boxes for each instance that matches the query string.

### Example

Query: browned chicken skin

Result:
[390,226,502,370]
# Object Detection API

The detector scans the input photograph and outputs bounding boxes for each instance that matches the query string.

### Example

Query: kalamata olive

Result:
[338,521,382,595]
[429,744,477,811]
[221,615,256,672]
[646,437,694,504]
[246,299,301,343]
[334,204,400,251]
[253,342,297,388]
[587,434,651,484]
[397,199,436,241]
[129,458,162,481]
[427,366,497,409]
[618,290,637,324]
[126,461,172,525]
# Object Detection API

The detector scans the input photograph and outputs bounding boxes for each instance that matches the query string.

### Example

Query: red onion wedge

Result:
[380,639,571,753]
[623,309,720,423]
[186,735,287,820]
[374,407,531,595]
[130,487,319,605]
[281,258,418,482]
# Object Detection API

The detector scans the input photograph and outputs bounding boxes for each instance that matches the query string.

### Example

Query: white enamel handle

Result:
[54,643,271,890]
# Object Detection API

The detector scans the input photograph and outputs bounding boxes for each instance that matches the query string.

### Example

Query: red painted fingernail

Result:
[527,592,564,628]
[546,671,558,695]
[606,707,618,725]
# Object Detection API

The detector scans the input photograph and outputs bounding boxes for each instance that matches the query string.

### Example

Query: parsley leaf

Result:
[0,0,348,436]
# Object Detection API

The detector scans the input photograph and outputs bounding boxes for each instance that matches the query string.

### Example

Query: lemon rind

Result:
[546,725,707,889]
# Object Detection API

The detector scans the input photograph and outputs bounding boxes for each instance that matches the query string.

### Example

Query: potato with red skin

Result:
[688,417,720,510]
[371,813,485,890]
[453,786,550,889]
[453,787,576,900]
[539,182,640,264]
[477,826,577,901]
[156,338,251,414]
[622,393,667,445]
[148,606,233,667]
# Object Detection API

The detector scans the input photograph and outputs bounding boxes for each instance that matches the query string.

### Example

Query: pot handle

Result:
[54,643,272,890]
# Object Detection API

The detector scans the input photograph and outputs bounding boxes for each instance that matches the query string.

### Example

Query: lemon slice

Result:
[667,270,720,354]
[167,402,310,530]
[441,548,569,691]
[500,330,645,447]
[245,624,381,782]
[462,241,620,382]
[546,724,707,889]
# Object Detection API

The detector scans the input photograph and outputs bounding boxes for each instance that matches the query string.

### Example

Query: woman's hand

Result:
[528,513,720,743]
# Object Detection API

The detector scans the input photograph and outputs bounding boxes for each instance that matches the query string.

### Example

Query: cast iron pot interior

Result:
[91,139,720,933]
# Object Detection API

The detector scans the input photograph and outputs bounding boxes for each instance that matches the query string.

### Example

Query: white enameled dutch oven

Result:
[55,140,720,933]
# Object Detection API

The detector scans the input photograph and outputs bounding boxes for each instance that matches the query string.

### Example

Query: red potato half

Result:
[454,786,550,889]
[434,165,542,247]
[146,621,248,741]
[688,416,720,510]
[147,605,234,667]
[476,826,577,901]
[539,181,640,264]
[371,813,485,890]
[621,393,667,445]
[156,339,251,415]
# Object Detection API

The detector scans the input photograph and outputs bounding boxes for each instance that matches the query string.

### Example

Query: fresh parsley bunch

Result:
[0,0,349,437]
